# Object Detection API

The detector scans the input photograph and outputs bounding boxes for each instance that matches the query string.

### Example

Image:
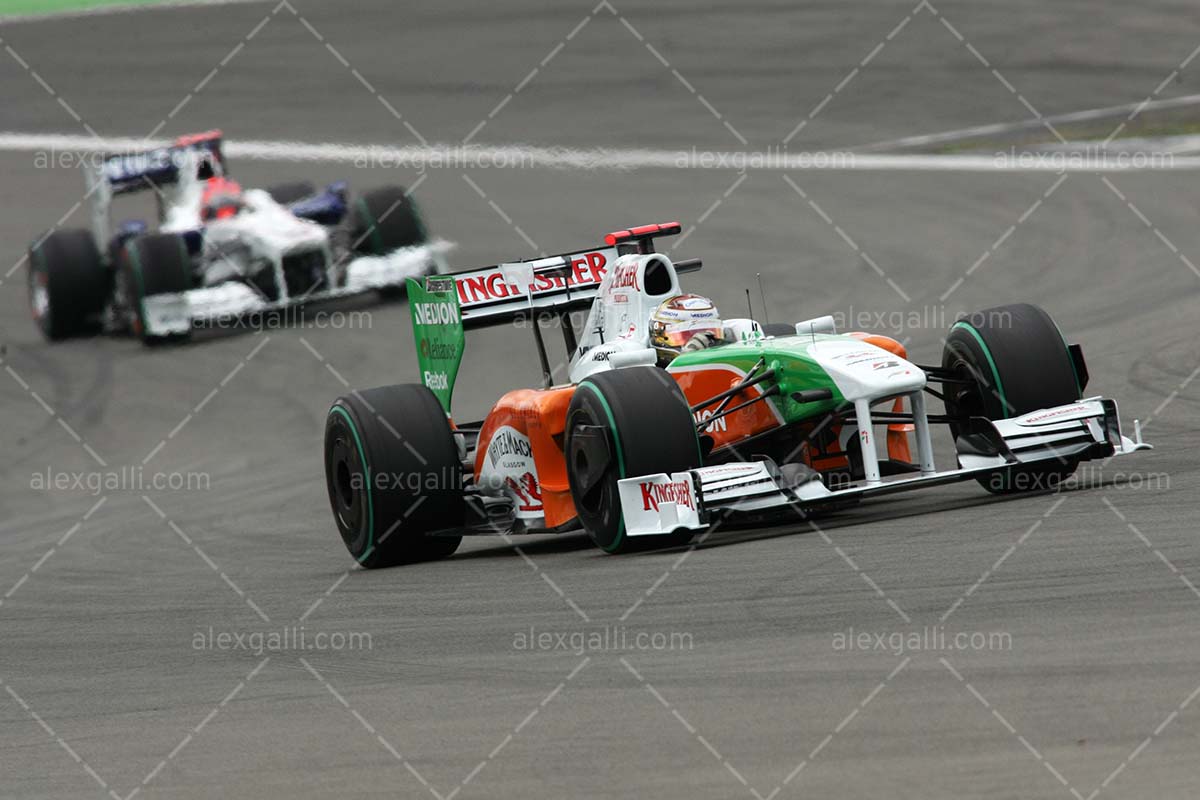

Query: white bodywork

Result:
[86,148,447,337]
[617,396,1151,538]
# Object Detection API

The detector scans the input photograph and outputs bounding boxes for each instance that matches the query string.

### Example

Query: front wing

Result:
[618,397,1152,538]
[139,241,450,336]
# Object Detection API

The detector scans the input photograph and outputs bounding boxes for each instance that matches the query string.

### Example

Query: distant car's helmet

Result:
[200,177,244,221]
[649,294,723,366]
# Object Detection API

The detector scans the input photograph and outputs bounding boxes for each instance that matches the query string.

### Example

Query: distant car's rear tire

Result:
[27,229,108,341]
[565,367,703,553]
[349,185,427,255]
[325,384,463,568]
[120,233,193,344]
[266,181,316,205]
[942,303,1083,494]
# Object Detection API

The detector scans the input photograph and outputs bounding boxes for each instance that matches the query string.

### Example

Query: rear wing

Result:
[405,246,615,414]
[450,246,617,328]
[408,224,693,412]
[94,130,227,196]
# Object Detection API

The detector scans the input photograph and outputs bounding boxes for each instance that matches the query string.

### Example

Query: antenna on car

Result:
[745,288,754,320]
[756,273,770,324]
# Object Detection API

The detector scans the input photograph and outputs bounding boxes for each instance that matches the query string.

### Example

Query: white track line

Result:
[861,93,1200,151]
[3,131,1200,172]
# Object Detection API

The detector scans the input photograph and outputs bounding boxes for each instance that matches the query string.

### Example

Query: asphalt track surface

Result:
[1,2,1199,798]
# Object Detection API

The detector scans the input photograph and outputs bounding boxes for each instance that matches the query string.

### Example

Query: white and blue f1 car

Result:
[27,130,448,343]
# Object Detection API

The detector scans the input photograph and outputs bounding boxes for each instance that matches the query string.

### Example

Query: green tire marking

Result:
[356,197,386,255]
[329,405,375,563]
[126,242,148,334]
[952,321,1009,416]
[576,382,628,553]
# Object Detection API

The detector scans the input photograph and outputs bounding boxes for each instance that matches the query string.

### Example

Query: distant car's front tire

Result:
[120,233,193,345]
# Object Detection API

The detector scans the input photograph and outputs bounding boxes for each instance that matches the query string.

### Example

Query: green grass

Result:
[0,0,175,16]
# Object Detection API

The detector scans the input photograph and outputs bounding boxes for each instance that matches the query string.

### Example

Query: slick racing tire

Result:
[120,234,193,345]
[27,229,108,341]
[325,384,463,568]
[348,185,427,256]
[942,303,1083,494]
[565,367,703,554]
[266,181,316,205]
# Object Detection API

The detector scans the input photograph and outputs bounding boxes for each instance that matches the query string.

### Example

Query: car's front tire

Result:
[942,303,1083,493]
[565,367,702,553]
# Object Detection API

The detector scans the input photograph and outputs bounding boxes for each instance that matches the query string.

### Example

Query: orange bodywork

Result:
[474,333,915,528]
[670,365,784,449]
[474,386,578,529]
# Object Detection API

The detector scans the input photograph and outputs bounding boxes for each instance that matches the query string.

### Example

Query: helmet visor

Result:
[657,320,723,348]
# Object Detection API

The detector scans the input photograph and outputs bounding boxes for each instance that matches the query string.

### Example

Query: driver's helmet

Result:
[649,294,723,366]
[200,177,244,221]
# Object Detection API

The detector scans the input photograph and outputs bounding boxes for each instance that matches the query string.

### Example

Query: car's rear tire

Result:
[266,181,316,205]
[324,384,463,568]
[120,233,193,344]
[565,367,703,553]
[27,229,108,341]
[348,185,427,256]
[942,303,1083,494]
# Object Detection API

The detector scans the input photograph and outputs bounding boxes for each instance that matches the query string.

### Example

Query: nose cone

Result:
[810,339,925,401]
